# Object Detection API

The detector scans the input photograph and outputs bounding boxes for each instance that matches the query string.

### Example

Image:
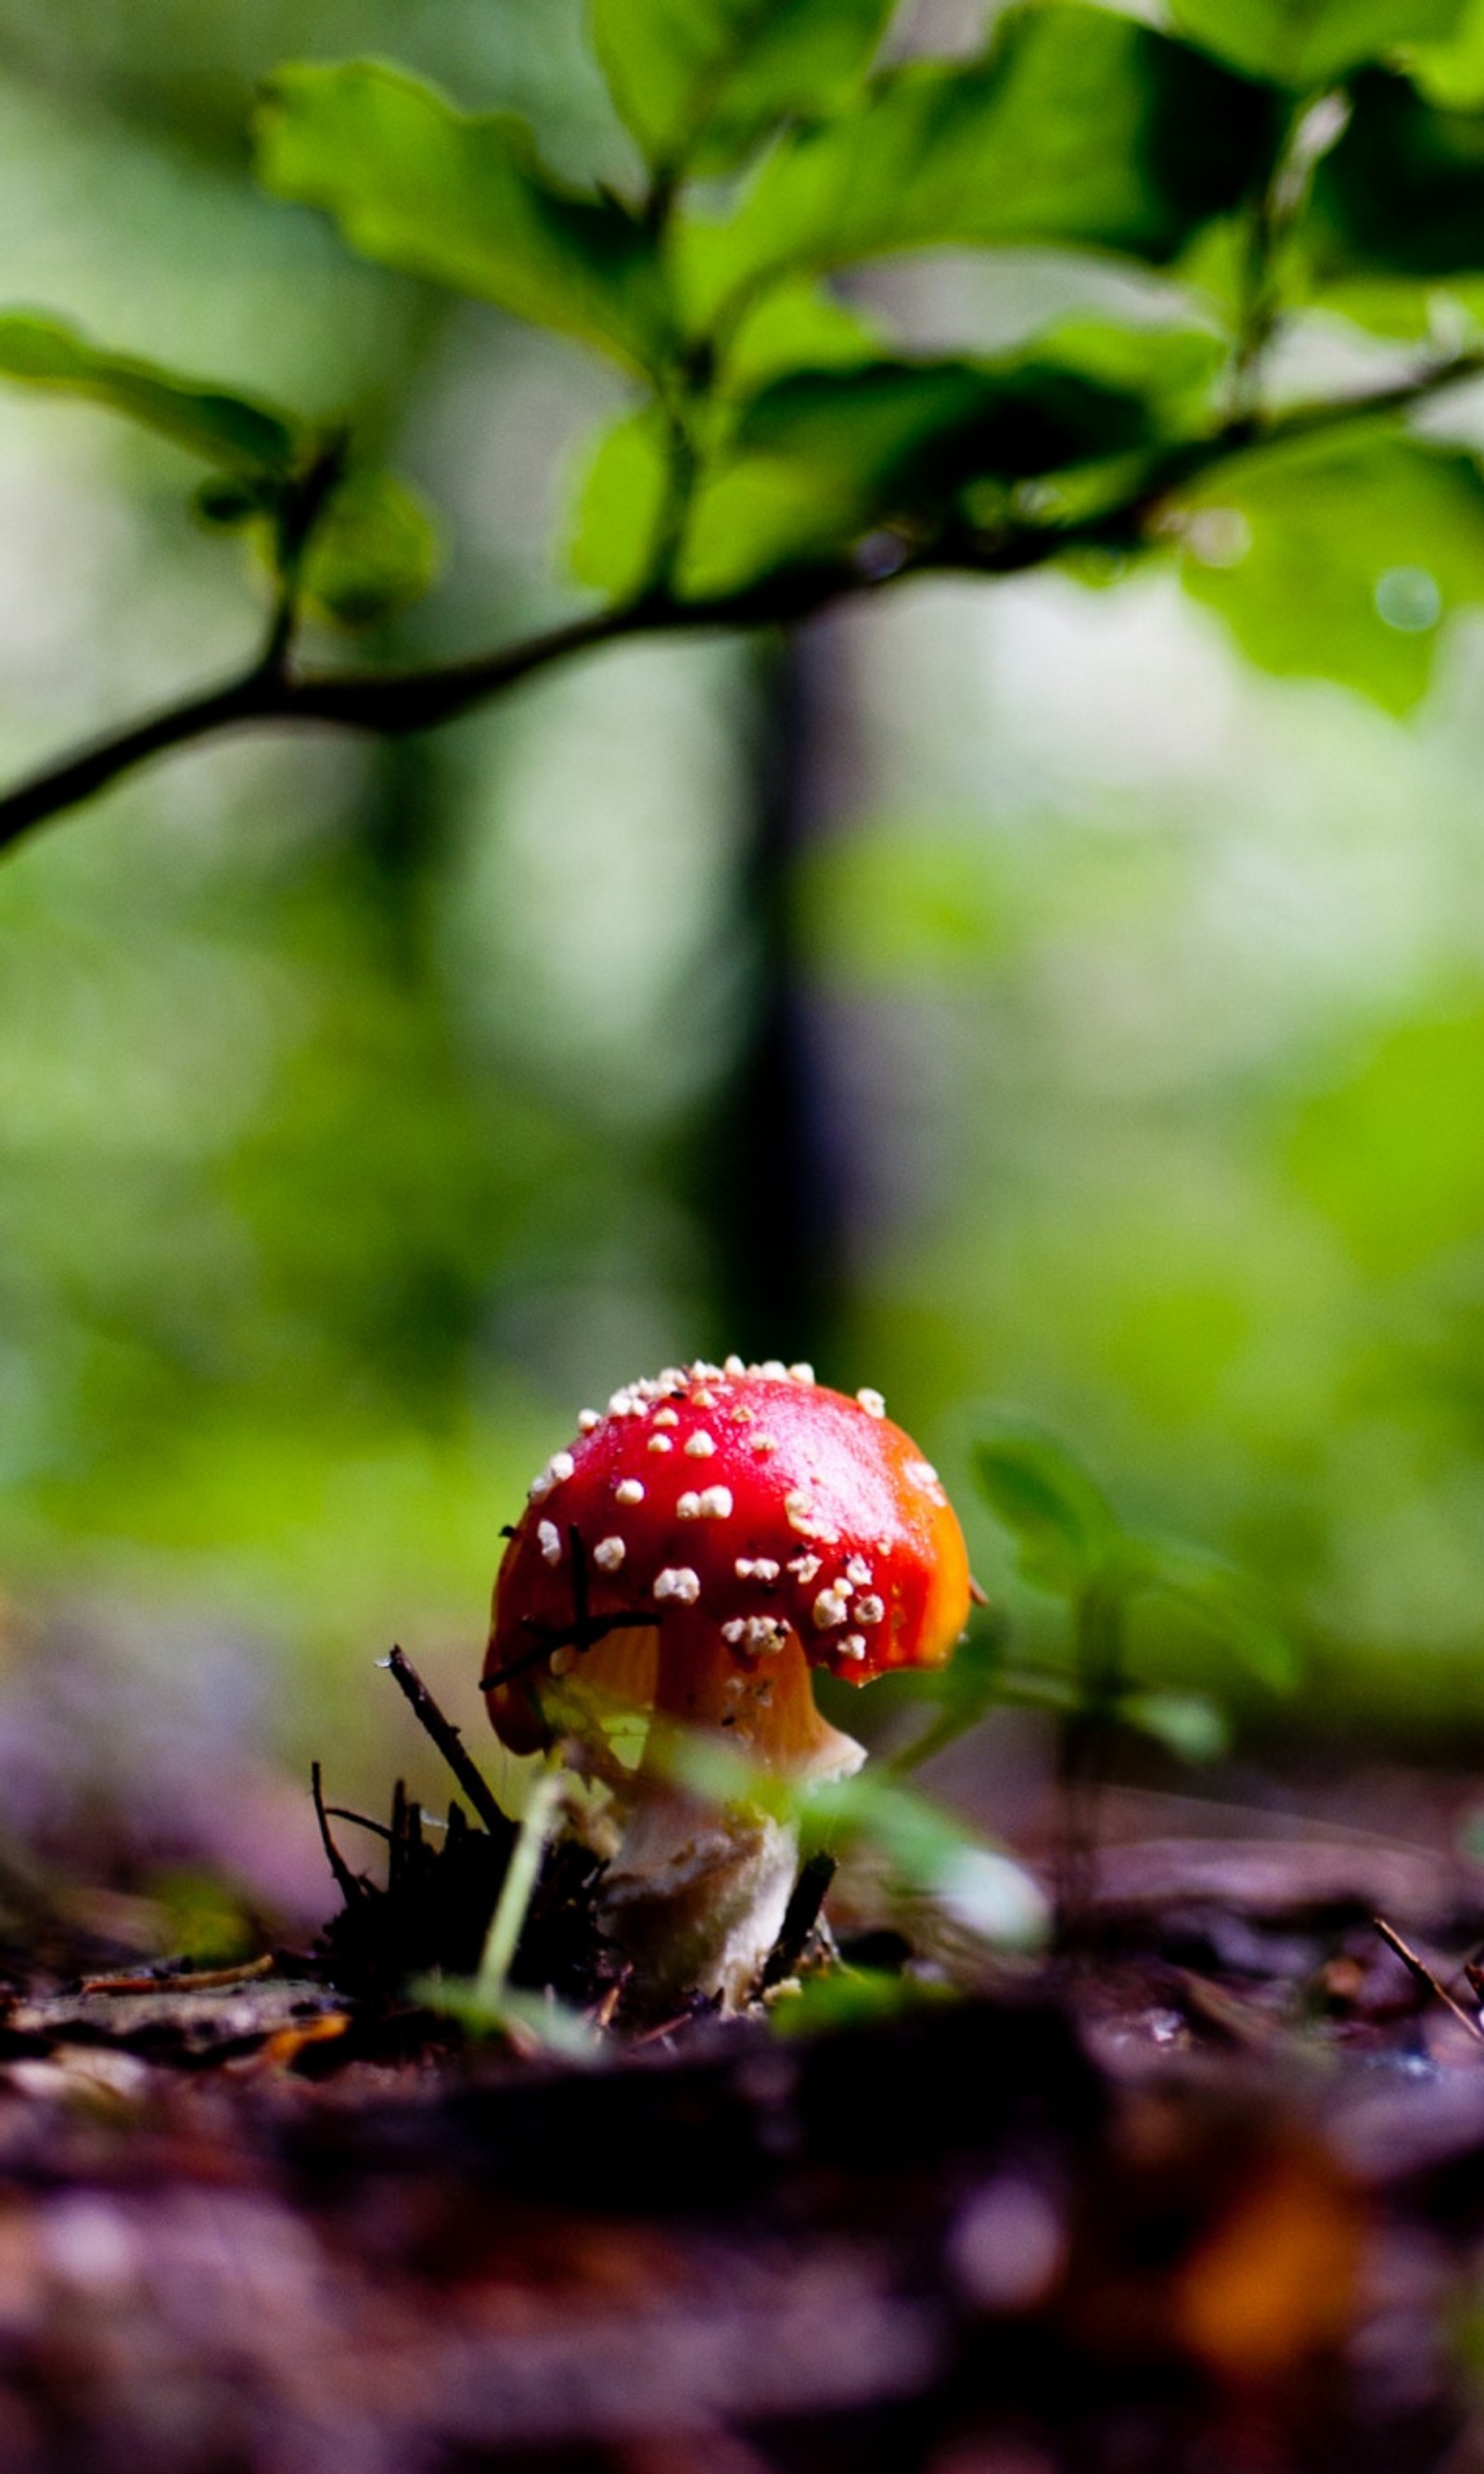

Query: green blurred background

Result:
[2,0,1484,1920]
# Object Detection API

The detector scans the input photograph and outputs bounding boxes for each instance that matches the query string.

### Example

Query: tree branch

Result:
[1,350,1481,860]
[0,603,652,857]
[0,666,287,852]
[0,579,855,855]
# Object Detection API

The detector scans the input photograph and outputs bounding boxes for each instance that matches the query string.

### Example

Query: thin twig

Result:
[324,1805,395,1845]
[380,1645,509,1840]
[633,2007,704,2045]
[389,1775,407,1895]
[80,1953,276,1995]
[312,1759,365,1907]
[592,1978,625,2031]
[1373,1915,1484,2049]
[480,1609,655,1696]
[761,1851,838,1990]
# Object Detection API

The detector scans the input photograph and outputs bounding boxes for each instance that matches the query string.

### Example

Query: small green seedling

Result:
[415,1764,603,2058]
[968,1409,1296,1931]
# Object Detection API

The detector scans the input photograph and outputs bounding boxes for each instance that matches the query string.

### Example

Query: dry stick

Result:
[480,1527,655,1699]
[380,1645,508,1840]
[633,2008,704,2046]
[80,1953,277,1996]
[312,1759,365,1907]
[324,1804,395,1845]
[761,1850,838,1991]
[480,1610,654,1698]
[1373,1915,1484,2050]
[389,1775,407,1897]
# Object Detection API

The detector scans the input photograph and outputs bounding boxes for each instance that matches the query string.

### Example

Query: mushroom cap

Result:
[482,1361,971,1753]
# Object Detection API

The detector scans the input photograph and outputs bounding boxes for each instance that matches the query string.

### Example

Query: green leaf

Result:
[720,278,886,391]
[702,319,1222,609]
[1309,70,1484,286]
[734,354,1170,489]
[1116,1534,1298,1689]
[257,61,670,374]
[972,1412,1119,1596]
[1119,1688,1231,1763]
[569,407,674,598]
[769,1968,956,2035]
[592,0,894,178]
[0,312,297,474]
[673,342,1196,600]
[1299,273,1484,340]
[1181,432,1484,713]
[568,283,889,602]
[1170,0,1465,89]
[298,468,442,625]
[414,1975,603,2055]
[929,1842,1053,1946]
[806,1771,1051,1949]
[676,7,1284,328]
[1406,0,1484,105]
[196,475,281,528]
[1027,318,1228,427]
[0,311,441,624]
[572,335,1218,626]
[680,454,853,596]
[648,1725,1049,1951]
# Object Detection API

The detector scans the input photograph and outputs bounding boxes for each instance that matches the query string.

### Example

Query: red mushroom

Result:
[482,1359,971,2011]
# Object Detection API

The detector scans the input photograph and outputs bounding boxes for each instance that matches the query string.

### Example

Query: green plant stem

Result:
[1,350,1481,857]
[1228,92,1328,424]
[1055,1577,1124,1943]
[474,1763,569,2008]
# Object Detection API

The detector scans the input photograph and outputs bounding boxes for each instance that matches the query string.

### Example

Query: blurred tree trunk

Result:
[694,632,847,1372]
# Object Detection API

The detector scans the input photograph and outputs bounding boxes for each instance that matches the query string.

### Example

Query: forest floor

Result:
[2,1721,1484,2473]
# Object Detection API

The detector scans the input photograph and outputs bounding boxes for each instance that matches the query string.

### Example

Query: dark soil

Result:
[4,1711,1484,2471]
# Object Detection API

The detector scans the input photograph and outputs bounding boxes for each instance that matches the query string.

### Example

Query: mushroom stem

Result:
[598,1788,806,2014]
[556,1622,864,2012]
